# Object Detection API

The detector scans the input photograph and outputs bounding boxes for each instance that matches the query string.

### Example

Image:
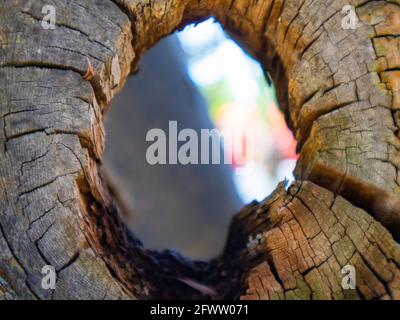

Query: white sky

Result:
[178,19,295,202]
[178,19,263,104]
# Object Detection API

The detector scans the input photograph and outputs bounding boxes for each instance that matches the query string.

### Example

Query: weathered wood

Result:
[291,1,400,238]
[227,181,400,300]
[0,0,399,300]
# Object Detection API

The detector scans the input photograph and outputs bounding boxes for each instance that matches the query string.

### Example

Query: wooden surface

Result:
[0,0,399,299]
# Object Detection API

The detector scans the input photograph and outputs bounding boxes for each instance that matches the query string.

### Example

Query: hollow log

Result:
[0,0,399,299]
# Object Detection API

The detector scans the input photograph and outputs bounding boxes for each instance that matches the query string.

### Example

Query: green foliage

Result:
[199,79,232,119]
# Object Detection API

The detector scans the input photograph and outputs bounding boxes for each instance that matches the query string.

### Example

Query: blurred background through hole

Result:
[103,18,297,260]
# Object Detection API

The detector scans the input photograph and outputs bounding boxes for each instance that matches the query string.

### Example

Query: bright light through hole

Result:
[178,18,297,203]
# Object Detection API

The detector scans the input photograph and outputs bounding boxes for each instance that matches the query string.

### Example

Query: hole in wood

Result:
[103,19,296,261]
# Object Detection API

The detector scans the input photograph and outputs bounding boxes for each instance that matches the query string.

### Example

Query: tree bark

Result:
[0,0,399,300]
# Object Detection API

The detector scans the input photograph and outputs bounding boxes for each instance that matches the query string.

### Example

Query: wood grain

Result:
[0,0,399,300]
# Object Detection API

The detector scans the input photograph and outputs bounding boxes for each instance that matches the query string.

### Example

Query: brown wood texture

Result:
[0,0,399,299]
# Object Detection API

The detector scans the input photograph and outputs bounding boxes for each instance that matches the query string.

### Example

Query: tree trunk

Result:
[0,0,399,300]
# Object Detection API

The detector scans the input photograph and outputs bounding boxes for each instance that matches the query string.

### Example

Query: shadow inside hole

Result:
[104,34,244,260]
